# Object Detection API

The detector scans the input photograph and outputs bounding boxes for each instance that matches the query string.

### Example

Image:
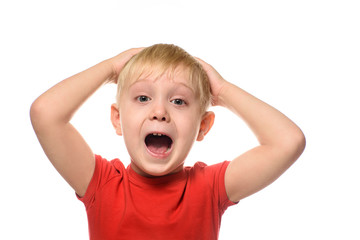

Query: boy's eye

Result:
[137,96,151,102]
[171,99,186,106]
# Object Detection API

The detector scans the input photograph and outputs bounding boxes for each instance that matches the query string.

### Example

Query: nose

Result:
[150,101,170,122]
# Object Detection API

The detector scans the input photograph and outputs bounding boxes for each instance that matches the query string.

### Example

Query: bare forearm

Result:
[31,59,113,125]
[218,81,305,150]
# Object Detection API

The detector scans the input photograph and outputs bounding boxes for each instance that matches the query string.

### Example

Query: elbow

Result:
[30,98,45,131]
[295,126,306,152]
[30,97,54,132]
[285,128,306,162]
[298,131,306,153]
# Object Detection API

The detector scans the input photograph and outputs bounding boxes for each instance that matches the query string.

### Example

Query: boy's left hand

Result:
[196,57,228,106]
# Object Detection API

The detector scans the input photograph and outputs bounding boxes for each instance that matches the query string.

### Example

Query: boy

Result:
[30,44,305,239]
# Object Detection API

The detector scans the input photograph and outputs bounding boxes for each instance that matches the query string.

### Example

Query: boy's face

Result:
[111,67,214,177]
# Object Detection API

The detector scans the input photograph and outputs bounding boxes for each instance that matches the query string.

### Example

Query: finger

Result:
[194,57,206,65]
[129,47,145,55]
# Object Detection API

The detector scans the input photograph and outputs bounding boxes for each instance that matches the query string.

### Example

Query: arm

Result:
[30,48,143,197]
[197,58,306,202]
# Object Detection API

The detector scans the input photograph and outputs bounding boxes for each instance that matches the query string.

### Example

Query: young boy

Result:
[30,44,305,239]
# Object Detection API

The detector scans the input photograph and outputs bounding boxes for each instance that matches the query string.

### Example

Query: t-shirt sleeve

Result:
[76,154,124,209]
[217,161,238,211]
[205,161,238,213]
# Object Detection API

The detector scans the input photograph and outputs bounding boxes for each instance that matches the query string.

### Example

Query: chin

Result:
[134,160,183,177]
[143,164,175,177]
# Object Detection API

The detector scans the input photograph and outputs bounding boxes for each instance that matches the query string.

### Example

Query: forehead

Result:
[126,65,193,89]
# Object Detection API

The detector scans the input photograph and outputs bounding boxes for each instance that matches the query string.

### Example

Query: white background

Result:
[1,0,359,239]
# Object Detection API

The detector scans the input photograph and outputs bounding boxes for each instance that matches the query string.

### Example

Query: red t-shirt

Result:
[77,155,236,240]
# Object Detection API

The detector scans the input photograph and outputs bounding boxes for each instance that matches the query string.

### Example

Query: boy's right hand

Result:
[107,47,144,84]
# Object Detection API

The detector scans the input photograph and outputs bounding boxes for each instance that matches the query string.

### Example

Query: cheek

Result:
[175,112,201,141]
[119,106,143,138]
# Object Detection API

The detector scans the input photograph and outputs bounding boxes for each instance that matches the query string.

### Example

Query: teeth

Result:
[152,133,163,136]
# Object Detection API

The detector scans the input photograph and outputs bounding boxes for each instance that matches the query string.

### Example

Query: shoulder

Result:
[190,161,230,175]
[187,161,236,208]
[91,155,127,184]
[187,161,231,185]
[106,156,126,173]
[94,154,124,171]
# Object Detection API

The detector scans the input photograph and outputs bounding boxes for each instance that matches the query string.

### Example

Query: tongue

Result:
[146,135,171,154]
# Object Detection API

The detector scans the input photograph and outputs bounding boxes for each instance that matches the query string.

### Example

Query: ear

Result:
[196,111,215,141]
[111,103,122,136]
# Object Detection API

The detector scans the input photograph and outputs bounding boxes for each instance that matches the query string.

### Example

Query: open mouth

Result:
[145,133,173,156]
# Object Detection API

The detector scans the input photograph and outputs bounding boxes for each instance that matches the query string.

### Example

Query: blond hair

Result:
[116,44,211,113]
